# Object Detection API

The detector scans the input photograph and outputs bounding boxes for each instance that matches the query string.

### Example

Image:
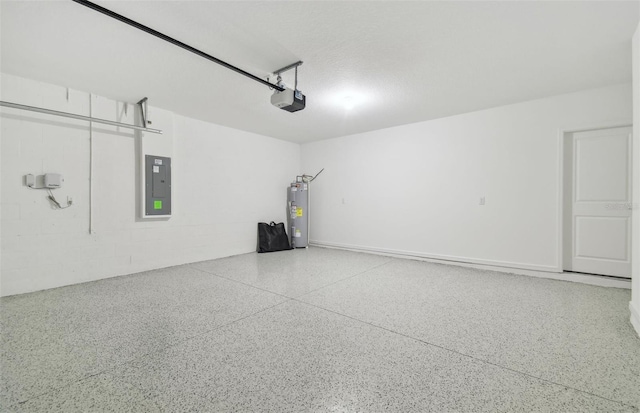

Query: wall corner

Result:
[631,22,640,337]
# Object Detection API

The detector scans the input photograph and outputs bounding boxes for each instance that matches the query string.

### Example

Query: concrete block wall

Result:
[0,73,300,296]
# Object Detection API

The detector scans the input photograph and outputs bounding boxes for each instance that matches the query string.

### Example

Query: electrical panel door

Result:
[145,155,171,216]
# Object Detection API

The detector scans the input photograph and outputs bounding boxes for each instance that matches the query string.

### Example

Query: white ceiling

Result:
[1,1,638,143]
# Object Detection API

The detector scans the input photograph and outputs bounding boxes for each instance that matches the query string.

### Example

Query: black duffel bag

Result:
[257,222,292,253]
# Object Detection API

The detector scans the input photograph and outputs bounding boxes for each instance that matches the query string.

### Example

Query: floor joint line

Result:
[188,264,293,300]
[292,298,638,410]
[188,257,394,302]
[6,297,294,409]
[296,259,395,298]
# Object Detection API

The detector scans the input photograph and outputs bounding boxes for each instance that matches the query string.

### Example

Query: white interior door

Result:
[564,126,632,278]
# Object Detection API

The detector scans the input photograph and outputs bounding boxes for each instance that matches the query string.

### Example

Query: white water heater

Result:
[288,178,309,248]
[287,169,323,249]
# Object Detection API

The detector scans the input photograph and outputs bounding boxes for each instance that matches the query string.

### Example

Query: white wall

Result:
[0,73,300,296]
[631,24,640,337]
[301,84,632,272]
[0,72,635,301]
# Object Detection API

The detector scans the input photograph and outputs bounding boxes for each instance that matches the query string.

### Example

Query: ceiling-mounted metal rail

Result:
[72,0,285,92]
[0,101,163,134]
[273,61,303,76]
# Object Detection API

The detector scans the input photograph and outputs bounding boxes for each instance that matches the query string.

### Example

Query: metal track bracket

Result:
[137,97,149,126]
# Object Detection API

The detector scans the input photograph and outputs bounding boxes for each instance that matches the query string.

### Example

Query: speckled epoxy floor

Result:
[1,247,639,412]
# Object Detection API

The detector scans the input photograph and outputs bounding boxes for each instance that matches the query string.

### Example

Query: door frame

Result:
[556,119,633,273]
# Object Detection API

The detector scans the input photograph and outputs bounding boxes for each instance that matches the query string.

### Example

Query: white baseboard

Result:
[311,240,560,272]
[631,302,640,338]
[310,240,632,289]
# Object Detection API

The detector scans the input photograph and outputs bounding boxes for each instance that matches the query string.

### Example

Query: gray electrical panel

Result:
[145,155,171,216]
[288,180,308,248]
